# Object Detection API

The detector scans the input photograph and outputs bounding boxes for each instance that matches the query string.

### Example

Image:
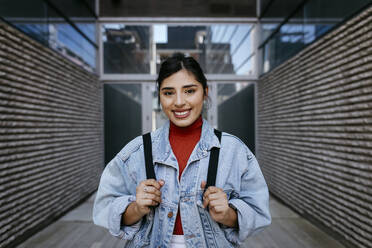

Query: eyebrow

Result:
[161,84,198,91]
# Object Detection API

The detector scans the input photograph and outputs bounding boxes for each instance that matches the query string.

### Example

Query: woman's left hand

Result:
[201,181,238,228]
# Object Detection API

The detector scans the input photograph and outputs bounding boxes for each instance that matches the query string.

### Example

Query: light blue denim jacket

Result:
[93,119,271,248]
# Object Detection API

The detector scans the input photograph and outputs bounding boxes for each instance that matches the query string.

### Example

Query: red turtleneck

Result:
[169,115,203,235]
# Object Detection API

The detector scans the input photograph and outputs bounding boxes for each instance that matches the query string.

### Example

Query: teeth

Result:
[174,111,189,116]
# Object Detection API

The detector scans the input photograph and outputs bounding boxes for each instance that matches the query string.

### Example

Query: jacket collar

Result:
[152,119,221,165]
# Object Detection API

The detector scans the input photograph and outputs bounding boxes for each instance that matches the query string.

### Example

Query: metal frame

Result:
[99,17,258,25]
[101,74,257,83]
[142,83,153,133]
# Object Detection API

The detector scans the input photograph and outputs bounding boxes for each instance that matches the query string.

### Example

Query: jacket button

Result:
[167,211,173,218]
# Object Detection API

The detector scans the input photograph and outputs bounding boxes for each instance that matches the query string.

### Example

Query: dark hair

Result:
[156,53,208,103]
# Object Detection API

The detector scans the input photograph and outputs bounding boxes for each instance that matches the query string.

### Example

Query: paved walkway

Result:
[17,193,345,248]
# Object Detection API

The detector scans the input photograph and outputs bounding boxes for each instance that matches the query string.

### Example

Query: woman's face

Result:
[159,69,208,127]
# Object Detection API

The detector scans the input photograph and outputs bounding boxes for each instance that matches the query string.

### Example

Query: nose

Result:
[174,92,185,107]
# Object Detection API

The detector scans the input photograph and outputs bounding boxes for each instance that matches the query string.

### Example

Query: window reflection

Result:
[103,24,150,74]
[157,25,254,75]
[0,0,97,72]
[217,82,249,105]
[261,0,370,73]
[52,23,96,70]
[47,4,96,71]
[103,24,254,75]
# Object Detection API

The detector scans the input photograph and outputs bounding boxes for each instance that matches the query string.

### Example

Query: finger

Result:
[137,180,150,193]
[143,186,149,193]
[210,204,225,213]
[206,186,220,193]
[203,194,210,208]
[206,193,220,201]
[209,199,225,207]
[148,200,161,206]
[144,179,164,190]
[203,187,216,200]
[207,191,226,201]
[208,200,226,212]
[139,199,159,207]
[143,186,162,196]
[203,186,221,197]
[144,194,162,204]
[200,181,207,190]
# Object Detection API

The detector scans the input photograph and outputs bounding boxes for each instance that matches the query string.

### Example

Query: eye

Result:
[185,89,196,94]
[163,91,174,96]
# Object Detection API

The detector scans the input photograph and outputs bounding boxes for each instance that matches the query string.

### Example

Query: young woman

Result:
[93,53,271,248]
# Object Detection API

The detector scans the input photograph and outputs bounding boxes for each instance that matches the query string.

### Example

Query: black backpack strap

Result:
[142,132,156,180]
[205,129,222,189]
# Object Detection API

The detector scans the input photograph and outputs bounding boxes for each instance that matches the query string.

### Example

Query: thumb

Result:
[200,181,207,190]
[159,179,165,187]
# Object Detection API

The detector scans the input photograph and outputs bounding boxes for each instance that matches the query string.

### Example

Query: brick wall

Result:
[257,6,371,248]
[0,21,103,248]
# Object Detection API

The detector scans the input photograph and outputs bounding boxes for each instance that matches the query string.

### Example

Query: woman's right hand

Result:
[122,179,164,225]
[134,179,164,216]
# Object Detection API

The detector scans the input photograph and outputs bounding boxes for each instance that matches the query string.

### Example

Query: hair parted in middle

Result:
[156,53,208,103]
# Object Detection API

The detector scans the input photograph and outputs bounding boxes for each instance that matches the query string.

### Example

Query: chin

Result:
[170,118,194,127]
[172,120,189,127]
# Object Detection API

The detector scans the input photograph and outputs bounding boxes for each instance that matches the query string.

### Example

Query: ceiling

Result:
[99,0,257,18]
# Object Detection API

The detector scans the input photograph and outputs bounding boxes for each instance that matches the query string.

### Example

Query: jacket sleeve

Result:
[222,149,271,245]
[92,153,141,240]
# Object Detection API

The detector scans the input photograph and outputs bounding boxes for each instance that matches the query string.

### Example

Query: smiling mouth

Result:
[173,110,191,118]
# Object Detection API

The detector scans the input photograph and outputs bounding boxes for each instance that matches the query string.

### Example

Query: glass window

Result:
[103,24,254,75]
[104,84,142,164]
[260,0,370,74]
[47,6,96,70]
[0,0,97,72]
[102,24,150,74]
[217,82,250,105]
[302,0,368,44]
[260,0,303,41]
[49,0,97,43]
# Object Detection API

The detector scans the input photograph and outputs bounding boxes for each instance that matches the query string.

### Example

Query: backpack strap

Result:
[143,132,156,180]
[143,129,222,185]
[205,129,222,189]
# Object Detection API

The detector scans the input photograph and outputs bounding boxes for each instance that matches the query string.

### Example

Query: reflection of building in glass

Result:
[0,0,97,72]
[156,26,235,74]
[48,24,94,72]
[104,26,150,73]
[12,23,94,72]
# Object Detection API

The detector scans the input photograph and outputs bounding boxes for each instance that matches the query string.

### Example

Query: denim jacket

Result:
[93,119,271,248]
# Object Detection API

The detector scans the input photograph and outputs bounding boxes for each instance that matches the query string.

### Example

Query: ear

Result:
[204,87,209,99]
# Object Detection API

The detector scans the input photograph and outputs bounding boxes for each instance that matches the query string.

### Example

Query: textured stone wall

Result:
[257,6,372,248]
[0,21,103,248]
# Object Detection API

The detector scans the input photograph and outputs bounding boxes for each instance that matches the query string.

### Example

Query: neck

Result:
[169,115,203,135]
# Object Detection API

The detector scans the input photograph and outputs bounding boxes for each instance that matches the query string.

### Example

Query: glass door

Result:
[104,83,143,164]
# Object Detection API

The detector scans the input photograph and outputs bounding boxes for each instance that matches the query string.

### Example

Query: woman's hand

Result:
[135,179,164,215]
[201,181,238,228]
[122,179,164,226]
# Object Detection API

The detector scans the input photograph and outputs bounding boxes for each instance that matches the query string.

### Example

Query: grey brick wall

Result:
[0,21,103,248]
[257,6,372,248]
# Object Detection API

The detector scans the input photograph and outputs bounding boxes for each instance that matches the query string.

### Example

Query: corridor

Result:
[1,1,371,248]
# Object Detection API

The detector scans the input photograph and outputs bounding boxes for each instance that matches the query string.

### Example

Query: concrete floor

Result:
[17,194,345,248]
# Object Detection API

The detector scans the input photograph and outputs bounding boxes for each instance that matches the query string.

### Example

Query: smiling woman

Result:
[158,54,208,127]
[93,52,271,248]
